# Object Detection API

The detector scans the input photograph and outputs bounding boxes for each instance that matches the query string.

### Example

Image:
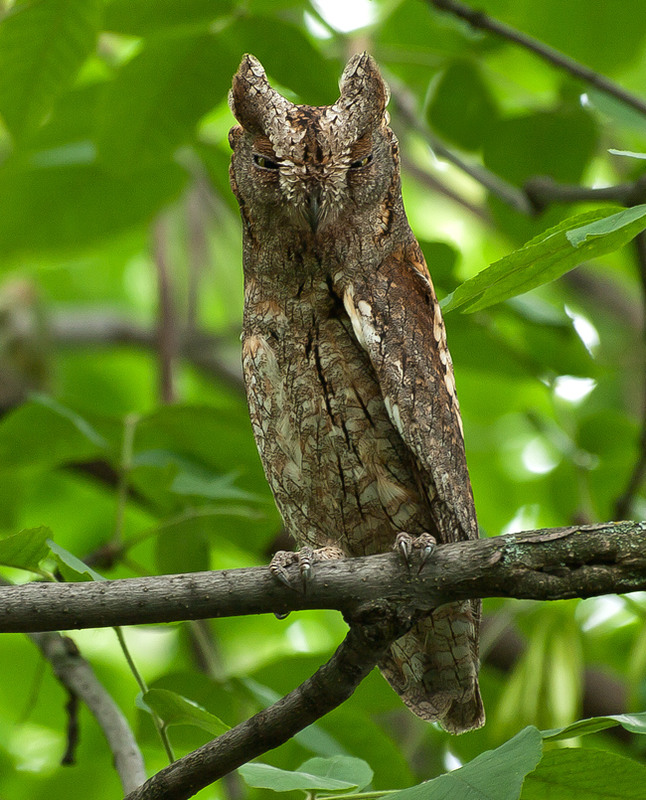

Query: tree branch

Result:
[390,80,535,215]
[49,311,244,393]
[524,175,646,213]
[124,612,409,800]
[428,0,646,118]
[401,153,493,224]
[1,523,645,634]
[29,631,146,793]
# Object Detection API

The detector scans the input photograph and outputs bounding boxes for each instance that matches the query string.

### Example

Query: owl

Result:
[228,53,484,733]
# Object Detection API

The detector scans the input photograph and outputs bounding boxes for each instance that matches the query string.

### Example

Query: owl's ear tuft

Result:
[229,53,275,134]
[338,52,390,125]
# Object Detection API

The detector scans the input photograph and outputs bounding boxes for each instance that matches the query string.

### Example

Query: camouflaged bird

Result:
[228,52,484,733]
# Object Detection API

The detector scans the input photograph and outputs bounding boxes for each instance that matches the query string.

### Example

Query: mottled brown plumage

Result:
[228,53,484,733]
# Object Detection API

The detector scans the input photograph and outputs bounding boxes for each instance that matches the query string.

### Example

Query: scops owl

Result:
[228,53,485,733]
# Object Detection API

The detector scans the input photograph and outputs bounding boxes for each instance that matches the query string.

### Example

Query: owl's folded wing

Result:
[338,240,478,544]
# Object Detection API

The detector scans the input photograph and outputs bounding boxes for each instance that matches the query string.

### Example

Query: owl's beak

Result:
[305,188,322,233]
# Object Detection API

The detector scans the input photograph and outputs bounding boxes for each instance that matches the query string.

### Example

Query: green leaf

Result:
[298,756,373,791]
[566,204,646,246]
[483,110,598,188]
[48,540,106,582]
[171,469,260,502]
[427,60,499,151]
[0,527,51,571]
[0,159,188,257]
[521,748,646,799]
[542,711,646,740]
[0,396,107,471]
[240,677,346,757]
[96,31,238,173]
[104,0,233,36]
[238,762,357,792]
[32,394,108,448]
[388,726,543,799]
[155,525,209,575]
[139,688,229,736]
[224,17,339,104]
[132,450,260,502]
[0,0,101,139]
[442,207,646,314]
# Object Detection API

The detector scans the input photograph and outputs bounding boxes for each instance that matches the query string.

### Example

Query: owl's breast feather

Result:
[241,292,432,554]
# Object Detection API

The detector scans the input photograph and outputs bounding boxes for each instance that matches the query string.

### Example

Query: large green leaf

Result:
[96,30,238,173]
[442,206,646,313]
[104,0,233,36]
[427,60,499,151]
[388,727,543,799]
[0,0,101,139]
[0,526,51,571]
[299,756,373,791]
[224,17,339,104]
[139,688,229,736]
[47,540,106,582]
[238,762,357,792]
[0,158,188,257]
[542,711,646,741]
[483,110,598,188]
[521,748,646,799]
[0,396,107,471]
[565,205,646,246]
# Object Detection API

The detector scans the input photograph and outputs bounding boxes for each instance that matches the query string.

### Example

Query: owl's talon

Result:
[394,532,437,572]
[269,550,302,591]
[269,546,342,592]
[299,546,314,584]
[394,532,413,565]
[417,533,437,571]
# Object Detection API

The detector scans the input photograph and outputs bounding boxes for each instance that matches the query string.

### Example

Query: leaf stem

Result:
[114,626,175,763]
[113,412,139,547]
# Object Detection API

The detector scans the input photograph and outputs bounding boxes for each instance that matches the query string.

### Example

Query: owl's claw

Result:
[394,532,437,573]
[270,545,343,593]
[269,550,302,590]
[395,532,411,562]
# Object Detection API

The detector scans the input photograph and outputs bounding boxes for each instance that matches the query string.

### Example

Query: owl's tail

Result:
[378,600,485,733]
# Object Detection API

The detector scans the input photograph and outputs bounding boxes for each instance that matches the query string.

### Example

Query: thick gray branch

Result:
[1,523,644,634]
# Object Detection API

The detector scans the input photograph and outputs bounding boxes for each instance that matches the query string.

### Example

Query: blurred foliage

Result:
[0,0,646,797]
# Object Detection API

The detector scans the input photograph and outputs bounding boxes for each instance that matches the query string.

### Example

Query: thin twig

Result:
[390,80,534,214]
[186,182,210,334]
[615,231,646,518]
[114,626,175,763]
[428,0,646,118]
[152,215,178,405]
[401,154,492,224]
[113,413,139,548]
[29,631,146,793]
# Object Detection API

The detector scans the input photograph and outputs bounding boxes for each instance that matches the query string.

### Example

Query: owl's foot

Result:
[394,532,436,573]
[270,545,344,592]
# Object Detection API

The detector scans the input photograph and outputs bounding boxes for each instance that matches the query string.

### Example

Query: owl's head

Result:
[228,53,397,234]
